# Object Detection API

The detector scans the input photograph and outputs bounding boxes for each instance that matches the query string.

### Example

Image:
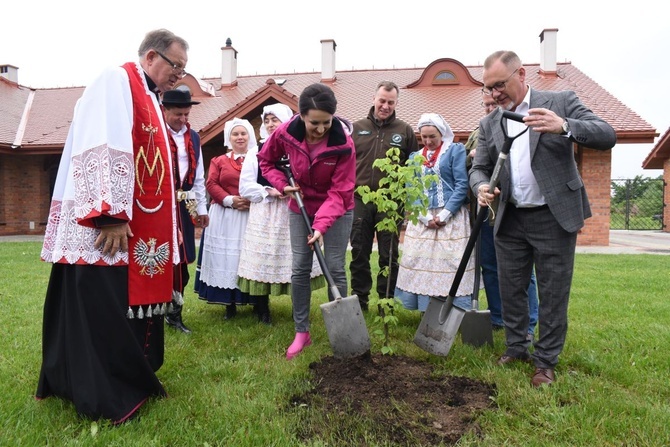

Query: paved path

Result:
[3,230,670,255]
[577,230,670,255]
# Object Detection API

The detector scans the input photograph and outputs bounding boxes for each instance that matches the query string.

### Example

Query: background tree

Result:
[610,175,664,229]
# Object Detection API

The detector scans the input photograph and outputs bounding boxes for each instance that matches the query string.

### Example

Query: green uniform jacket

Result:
[352,106,419,196]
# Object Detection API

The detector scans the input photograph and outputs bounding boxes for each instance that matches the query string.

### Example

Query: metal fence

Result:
[610,178,665,230]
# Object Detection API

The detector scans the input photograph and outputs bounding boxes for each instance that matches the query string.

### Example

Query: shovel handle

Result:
[448,113,530,298]
[500,110,527,123]
[471,229,481,311]
[276,158,342,300]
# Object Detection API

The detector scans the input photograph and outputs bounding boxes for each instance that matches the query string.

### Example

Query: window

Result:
[433,70,457,85]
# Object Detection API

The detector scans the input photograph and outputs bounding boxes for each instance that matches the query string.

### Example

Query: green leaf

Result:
[356,147,440,355]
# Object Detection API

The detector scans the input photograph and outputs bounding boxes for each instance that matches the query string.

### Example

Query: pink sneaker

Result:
[286,332,312,360]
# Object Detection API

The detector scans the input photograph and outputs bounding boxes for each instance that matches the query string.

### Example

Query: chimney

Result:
[0,64,19,83]
[220,38,238,87]
[539,28,558,75]
[320,39,336,82]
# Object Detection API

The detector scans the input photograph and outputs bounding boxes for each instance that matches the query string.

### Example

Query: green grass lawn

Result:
[1,242,669,446]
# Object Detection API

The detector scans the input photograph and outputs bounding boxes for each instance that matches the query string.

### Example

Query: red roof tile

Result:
[22,87,82,146]
[642,127,670,169]
[0,59,657,154]
[0,78,31,146]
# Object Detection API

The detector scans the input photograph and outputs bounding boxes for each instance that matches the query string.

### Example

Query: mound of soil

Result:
[293,353,497,446]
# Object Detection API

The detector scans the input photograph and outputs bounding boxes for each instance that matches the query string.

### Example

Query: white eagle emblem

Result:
[133,237,170,277]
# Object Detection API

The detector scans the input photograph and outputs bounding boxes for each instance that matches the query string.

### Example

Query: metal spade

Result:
[414,109,529,356]
[276,158,371,359]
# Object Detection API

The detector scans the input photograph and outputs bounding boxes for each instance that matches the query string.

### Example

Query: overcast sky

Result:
[3,0,668,178]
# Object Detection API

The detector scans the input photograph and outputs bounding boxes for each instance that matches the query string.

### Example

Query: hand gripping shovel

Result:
[276,158,371,359]
[414,110,529,356]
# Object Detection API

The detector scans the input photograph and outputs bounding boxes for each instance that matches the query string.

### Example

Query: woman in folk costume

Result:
[197,118,257,319]
[395,113,475,312]
[237,104,324,324]
[36,29,187,423]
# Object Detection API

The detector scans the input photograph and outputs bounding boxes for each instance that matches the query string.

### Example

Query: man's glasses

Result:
[482,68,518,95]
[155,50,187,78]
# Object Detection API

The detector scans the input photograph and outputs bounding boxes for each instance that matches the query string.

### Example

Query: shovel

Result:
[276,158,371,359]
[414,109,529,356]
[460,227,494,347]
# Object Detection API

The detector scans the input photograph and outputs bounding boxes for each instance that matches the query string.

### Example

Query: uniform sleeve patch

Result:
[390,134,403,147]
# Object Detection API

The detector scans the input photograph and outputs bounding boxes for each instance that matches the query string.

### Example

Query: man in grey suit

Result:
[469,50,616,387]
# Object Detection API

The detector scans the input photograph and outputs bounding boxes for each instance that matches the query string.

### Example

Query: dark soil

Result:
[291,353,497,446]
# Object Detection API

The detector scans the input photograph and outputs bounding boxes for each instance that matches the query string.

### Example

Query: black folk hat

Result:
[162,89,200,106]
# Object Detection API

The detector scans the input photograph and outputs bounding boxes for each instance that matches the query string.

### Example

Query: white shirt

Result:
[168,125,208,216]
[507,87,546,207]
[222,151,251,208]
[239,147,275,203]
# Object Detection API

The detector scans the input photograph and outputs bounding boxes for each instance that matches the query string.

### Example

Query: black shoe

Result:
[165,314,192,334]
[254,296,270,325]
[224,304,237,320]
[360,302,369,312]
[258,311,271,325]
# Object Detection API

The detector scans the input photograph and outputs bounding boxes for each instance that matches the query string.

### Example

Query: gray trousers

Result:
[495,205,577,369]
[289,210,353,332]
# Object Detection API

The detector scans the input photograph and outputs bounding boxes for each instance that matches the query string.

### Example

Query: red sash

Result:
[122,63,174,308]
[182,125,197,188]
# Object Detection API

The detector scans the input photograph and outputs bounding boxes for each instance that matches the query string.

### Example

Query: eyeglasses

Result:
[155,50,187,78]
[481,101,497,110]
[482,68,518,95]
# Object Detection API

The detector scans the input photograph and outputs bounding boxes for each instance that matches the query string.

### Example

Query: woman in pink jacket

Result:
[258,83,355,360]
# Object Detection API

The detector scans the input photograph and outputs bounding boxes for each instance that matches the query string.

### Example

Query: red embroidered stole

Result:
[122,63,174,308]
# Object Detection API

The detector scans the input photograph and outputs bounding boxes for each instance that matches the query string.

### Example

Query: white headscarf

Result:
[417,113,454,145]
[259,103,294,140]
[224,117,257,151]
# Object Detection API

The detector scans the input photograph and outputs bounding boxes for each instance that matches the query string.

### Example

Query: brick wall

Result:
[0,154,53,236]
[0,148,622,245]
[665,159,670,232]
[577,147,611,246]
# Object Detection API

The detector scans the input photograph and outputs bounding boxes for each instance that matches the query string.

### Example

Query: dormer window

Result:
[433,70,457,85]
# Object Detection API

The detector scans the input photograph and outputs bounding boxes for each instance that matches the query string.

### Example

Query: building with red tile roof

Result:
[642,127,670,229]
[0,30,659,243]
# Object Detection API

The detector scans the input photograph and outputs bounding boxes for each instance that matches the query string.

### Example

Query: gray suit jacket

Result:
[469,89,616,234]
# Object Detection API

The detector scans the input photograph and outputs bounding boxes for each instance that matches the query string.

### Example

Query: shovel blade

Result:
[460,310,494,347]
[320,295,371,359]
[414,296,466,357]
